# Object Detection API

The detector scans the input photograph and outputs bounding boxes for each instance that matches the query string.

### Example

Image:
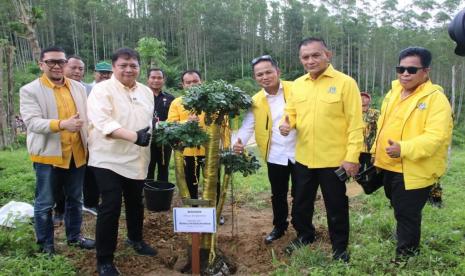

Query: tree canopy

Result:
[1,0,465,124]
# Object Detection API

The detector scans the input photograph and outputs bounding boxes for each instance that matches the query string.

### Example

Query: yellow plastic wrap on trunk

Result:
[173,150,191,200]
[201,123,221,250]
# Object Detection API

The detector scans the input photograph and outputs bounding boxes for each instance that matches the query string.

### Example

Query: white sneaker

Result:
[82,206,98,216]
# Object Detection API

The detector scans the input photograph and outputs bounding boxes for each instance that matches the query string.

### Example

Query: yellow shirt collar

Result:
[40,73,71,89]
[305,64,336,81]
[391,79,434,98]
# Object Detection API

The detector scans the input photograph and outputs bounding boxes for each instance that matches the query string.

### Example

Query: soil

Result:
[55,181,363,275]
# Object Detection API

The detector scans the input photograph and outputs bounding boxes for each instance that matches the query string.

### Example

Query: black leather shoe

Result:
[284,236,314,255]
[126,239,157,256]
[68,237,95,250]
[264,228,286,244]
[333,250,350,263]
[97,263,121,276]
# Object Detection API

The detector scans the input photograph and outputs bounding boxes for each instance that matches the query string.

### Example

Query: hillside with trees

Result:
[1,0,465,147]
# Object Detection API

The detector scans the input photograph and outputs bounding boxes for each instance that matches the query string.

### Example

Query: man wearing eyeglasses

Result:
[233,55,299,245]
[279,37,364,262]
[372,47,452,262]
[19,46,95,255]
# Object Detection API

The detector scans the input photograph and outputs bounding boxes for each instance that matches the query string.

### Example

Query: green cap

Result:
[95,62,112,72]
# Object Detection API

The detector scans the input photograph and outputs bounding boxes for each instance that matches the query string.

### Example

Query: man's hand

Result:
[279,115,291,136]
[341,161,360,177]
[187,114,199,122]
[134,126,151,147]
[60,113,84,132]
[233,138,244,154]
[386,139,401,158]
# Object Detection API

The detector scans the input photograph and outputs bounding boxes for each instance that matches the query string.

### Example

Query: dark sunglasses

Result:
[251,55,275,67]
[395,66,425,74]
[42,59,68,68]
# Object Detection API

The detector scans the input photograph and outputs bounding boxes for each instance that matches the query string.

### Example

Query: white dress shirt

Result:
[87,75,154,179]
[235,83,296,166]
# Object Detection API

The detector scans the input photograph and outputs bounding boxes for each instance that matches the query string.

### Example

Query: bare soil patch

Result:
[54,182,363,275]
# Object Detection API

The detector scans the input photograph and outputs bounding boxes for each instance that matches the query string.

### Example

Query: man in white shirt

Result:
[87,48,155,276]
[233,55,299,244]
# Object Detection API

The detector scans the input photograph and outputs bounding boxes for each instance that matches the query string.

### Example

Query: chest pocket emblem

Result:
[418,103,427,110]
[328,86,336,94]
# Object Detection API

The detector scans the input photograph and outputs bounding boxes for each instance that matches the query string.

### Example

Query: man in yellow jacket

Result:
[280,37,364,262]
[372,47,453,261]
[167,70,206,200]
[233,55,300,244]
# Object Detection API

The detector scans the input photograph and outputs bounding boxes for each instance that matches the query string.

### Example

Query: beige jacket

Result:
[20,78,88,164]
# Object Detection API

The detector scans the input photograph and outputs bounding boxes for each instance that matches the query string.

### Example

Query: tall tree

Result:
[11,0,42,61]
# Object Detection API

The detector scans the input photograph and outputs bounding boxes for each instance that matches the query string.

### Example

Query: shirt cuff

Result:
[344,151,360,163]
[102,121,123,135]
[50,120,61,132]
[398,141,408,158]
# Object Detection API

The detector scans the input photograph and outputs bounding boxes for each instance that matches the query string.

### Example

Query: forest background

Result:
[3,1,465,274]
[1,0,465,144]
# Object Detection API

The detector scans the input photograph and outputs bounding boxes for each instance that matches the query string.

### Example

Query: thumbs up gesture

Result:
[60,113,84,132]
[279,115,291,136]
[385,139,401,158]
[233,138,245,154]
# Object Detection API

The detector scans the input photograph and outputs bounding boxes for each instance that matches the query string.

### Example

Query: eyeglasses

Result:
[395,66,425,74]
[251,55,275,67]
[42,59,67,68]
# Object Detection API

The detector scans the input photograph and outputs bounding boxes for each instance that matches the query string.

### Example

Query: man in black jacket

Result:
[146,68,175,181]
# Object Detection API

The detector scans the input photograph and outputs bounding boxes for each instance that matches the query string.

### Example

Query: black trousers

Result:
[147,144,172,181]
[292,162,349,253]
[267,161,296,231]
[83,167,99,208]
[91,166,144,264]
[184,156,220,204]
[184,156,204,199]
[383,170,431,256]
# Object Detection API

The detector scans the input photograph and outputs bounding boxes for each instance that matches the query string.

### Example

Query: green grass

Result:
[0,148,35,205]
[2,146,465,274]
[273,147,465,275]
[0,148,77,275]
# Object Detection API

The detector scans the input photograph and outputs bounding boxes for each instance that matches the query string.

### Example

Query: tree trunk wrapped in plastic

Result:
[173,149,191,200]
[181,81,256,274]
[152,121,208,202]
